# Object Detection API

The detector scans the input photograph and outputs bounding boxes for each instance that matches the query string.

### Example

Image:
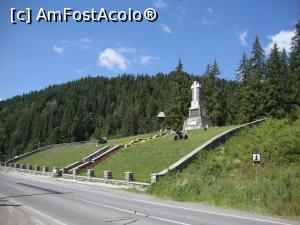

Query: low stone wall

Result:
[62,174,150,191]
[151,118,266,183]
[0,165,53,177]
[0,164,149,190]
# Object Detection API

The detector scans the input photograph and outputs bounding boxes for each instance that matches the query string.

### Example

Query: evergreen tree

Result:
[203,60,225,125]
[236,52,250,81]
[166,59,190,130]
[265,44,288,118]
[289,21,300,106]
[237,35,266,123]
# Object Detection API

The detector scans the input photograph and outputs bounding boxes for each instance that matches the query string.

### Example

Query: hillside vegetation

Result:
[91,126,235,182]
[148,118,300,220]
[16,132,157,169]
[17,143,105,169]
[1,22,299,172]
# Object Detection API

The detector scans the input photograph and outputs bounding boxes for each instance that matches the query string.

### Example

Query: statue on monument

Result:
[183,81,213,131]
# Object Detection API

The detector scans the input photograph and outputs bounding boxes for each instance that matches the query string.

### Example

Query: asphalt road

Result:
[0,172,298,225]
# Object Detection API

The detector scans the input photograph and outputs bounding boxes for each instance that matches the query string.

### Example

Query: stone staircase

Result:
[67,145,122,173]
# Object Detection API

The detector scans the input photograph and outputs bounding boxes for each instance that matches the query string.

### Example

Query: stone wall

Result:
[151,118,266,183]
[0,164,149,191]
[62,174,149,191]
[69,145,122,173]
[0,165,53,177]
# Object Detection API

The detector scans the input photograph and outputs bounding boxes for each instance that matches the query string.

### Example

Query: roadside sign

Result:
[252,153,261,165]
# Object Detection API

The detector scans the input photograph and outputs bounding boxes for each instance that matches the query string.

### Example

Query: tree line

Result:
[0,22,299,161]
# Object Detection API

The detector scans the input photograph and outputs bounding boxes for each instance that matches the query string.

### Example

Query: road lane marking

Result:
[75,197,191,225]
[2,173,293,225]
[104,195,292,225]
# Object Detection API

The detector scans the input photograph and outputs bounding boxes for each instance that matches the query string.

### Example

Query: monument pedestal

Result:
[183,117,213,131]
[183,81,213,131]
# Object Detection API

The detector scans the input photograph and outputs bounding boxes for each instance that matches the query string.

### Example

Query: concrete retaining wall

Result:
[62,174,149,191]
[82,146,110,162]
[69,145,122,173]
[151,118,266,183]
[0,165,53,177]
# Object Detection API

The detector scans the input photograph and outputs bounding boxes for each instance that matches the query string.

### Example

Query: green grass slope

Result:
[147,119,300,220]
[15,132,157,169]
[17,143,105,169]
[92,126,235,183]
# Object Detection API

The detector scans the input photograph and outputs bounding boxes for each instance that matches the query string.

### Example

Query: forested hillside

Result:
[0,22,299,161]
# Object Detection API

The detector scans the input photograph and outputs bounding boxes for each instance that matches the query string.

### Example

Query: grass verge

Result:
[147,119,300,221]
[92,126,235,182]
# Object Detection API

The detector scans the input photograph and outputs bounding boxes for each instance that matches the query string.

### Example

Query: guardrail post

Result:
[52,167,59,176]
[124,172,134,182]
[43,166,48,172]
[150,173,158,184]
[61,168,67,174]
[104,170,112,179]
[73,169,79,176]
[87,169,94,177]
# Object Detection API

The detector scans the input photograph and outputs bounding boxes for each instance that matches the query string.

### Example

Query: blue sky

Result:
[0,0,298,99]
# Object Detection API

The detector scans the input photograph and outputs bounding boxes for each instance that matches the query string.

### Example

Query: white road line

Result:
[1,173,293,225]
[104,195,292,225]
[75,197,190,225]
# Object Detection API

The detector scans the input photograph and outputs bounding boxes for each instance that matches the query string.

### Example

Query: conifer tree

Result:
[289,21,300,106]
[166,59,190,130]
[203,60,224,125]
[265,44,287,118]
[237,35,266,122]
[236,52,250,81]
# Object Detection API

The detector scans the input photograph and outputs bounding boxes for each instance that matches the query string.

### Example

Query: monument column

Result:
[183,80,212,131]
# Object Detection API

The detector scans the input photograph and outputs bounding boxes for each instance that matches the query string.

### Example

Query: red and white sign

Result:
[252,153,261,165]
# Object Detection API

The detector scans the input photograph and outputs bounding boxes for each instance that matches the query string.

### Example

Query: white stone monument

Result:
[183,81,213,131]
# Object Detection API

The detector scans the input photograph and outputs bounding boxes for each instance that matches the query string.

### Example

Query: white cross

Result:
[191,81,200,101]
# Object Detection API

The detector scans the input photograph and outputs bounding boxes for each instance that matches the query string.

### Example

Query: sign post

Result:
[252,153,261,185]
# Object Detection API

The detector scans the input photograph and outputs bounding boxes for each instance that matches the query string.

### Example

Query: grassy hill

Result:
[147,118,300,220]
[16,132,157,169]
[16,126,235,183]
[91,126,235,182]
[16,143,105,169]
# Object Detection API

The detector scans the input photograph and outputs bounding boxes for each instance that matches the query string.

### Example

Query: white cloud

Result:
[53,45,64,54]
[202,6,217,25]
[264,29,295,54]
[81,37,92,44]
[202,19,215,25]
[139,55,159,66]
[154,0,168,9]
[161,24,173,34]
[53,37,93,53]
[207,7,213,13]
[238,30,248,46]
[98,48,130,71]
